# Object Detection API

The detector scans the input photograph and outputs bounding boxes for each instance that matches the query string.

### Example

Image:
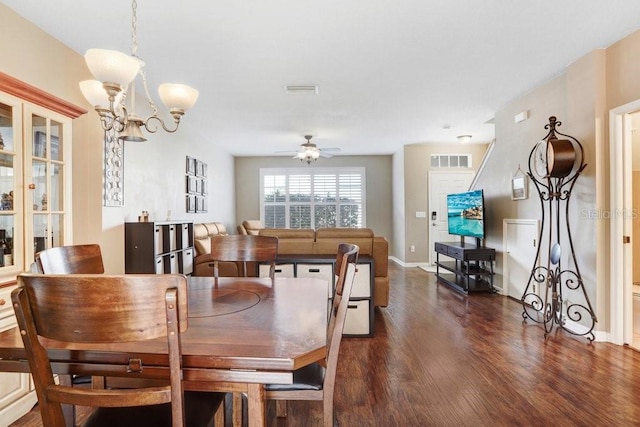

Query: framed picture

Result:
[186,176,197,194]
[511,175,528,200]
[195,160,204,177]
[195,196,207,213]
[186,195,196,213]
[186,156,196,175]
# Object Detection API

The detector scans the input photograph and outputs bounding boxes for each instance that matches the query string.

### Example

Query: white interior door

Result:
[428,171,474,265]
[503,219,539,299]
[610,101,640,345]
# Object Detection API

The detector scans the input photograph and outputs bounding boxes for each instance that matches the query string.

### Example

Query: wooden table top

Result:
[0,276,329,383]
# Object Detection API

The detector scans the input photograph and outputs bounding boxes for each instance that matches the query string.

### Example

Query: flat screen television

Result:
[446,189,485,240]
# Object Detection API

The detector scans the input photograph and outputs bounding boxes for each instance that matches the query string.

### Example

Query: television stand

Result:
[434,242,496,294]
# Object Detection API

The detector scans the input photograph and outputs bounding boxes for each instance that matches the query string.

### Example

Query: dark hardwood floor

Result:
[12,263,640,426]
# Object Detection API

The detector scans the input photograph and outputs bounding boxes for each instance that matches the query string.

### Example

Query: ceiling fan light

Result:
[158,83,200,112]
[457,134,472,144]
[84,48,140,89]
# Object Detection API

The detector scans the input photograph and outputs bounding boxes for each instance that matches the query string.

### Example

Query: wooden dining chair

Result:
[209,235,278,280]
[12,273,224,427]
[34,243,105,274]
[33,244,106,425]
[208,234,279,425]
[265,243,360,427]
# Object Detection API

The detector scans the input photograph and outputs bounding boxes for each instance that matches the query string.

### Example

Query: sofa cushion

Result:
[194,224,212,255]
[214,223,229,236]
[315,227,374,255]
[258,228,316,254]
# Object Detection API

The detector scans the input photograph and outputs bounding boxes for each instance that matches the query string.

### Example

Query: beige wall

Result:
[234,155,393,243]
[402,143,489,264]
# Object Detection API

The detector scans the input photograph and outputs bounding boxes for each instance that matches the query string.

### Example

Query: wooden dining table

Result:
[0,275,330,427]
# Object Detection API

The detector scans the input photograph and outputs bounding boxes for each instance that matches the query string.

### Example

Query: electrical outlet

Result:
[409,245,415,253]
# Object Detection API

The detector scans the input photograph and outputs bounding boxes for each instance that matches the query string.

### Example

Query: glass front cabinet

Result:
[0,78,78,424]
[0,92,72,279]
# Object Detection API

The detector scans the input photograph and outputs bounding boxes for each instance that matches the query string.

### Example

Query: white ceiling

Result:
[3,0,640,157]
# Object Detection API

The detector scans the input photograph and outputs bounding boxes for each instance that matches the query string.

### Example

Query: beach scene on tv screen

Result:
[447,190,484,239]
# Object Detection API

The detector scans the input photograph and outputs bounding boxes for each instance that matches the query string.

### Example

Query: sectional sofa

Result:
[193,222,389,307]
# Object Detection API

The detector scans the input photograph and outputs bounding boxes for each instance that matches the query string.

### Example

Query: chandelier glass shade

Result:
[297,148,321,164]
[79,1,198,141]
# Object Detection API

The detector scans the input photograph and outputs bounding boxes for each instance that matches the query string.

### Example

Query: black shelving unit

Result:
[435,241,495,294]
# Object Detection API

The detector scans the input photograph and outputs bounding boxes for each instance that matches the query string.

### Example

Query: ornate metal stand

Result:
[521,116,597,341]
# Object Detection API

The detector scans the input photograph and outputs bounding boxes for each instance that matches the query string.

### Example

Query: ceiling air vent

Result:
[284,85,318,95]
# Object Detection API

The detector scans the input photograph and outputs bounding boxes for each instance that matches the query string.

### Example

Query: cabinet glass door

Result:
[25,108,70,260]
[0,101,17,268]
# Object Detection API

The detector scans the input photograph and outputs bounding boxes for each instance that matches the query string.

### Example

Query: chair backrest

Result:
[333,243,359,297]
[12,274,189,427]
[209,235,278,280]
[324,244,359,392]
[35,244,105,274]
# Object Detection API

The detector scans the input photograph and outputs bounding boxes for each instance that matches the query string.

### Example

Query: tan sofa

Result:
[193,223,390,307]
[258,227,389,307]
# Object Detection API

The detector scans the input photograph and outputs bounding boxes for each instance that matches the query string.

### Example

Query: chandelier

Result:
[79,0,198,142]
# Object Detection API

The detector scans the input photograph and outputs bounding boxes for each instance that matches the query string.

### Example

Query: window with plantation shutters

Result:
[260,168,366,229]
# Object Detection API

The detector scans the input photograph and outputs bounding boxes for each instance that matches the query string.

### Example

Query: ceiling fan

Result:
[276,135,341,164]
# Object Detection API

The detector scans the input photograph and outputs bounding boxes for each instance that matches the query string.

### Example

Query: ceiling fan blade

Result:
[319,147,341,152]
[319,151,334,158]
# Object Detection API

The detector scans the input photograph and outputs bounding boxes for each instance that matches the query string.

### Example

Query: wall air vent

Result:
[430,154,472,168]
[284,85,319,95]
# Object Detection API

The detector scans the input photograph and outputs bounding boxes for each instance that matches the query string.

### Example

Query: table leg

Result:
[246,383,266,427]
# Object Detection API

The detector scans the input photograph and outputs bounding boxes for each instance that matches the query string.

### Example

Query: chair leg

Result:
[214,396,225,427]
[58,375,75,427]
[323,399,334,427]
[276,400,288,418]
[232,392,243,427]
